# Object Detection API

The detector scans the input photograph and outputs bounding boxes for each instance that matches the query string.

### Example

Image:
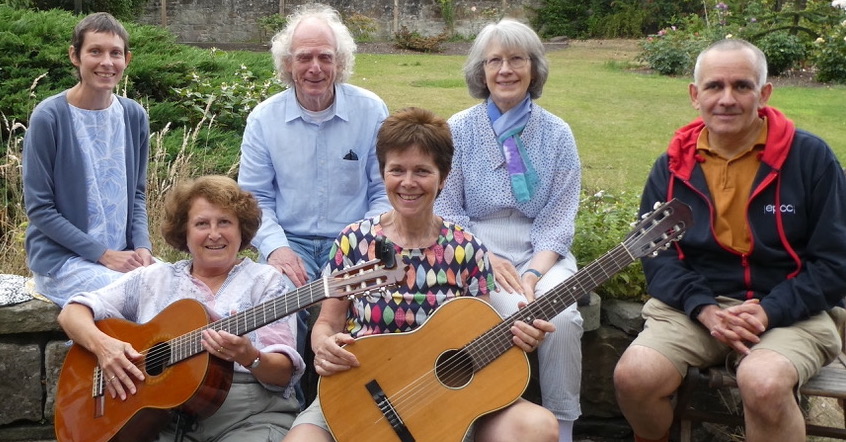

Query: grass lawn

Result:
[348,40,846,195]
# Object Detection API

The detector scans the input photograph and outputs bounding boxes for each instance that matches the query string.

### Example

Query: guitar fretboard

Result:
[465,243,633,370]
[166,277,329,365]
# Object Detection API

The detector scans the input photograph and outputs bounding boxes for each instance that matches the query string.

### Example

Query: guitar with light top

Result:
[54,253,405,442]
[319,199,692,442]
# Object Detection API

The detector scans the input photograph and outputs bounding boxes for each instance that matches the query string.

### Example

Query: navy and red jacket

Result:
[640,106,846,328]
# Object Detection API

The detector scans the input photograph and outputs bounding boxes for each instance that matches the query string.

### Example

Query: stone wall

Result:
[0,300,67,442]
[138,0,540,43]
[0,290,644,441]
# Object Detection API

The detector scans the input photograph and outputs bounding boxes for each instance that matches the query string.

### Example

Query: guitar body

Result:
[319,297,530,442]
[55,299,233,442]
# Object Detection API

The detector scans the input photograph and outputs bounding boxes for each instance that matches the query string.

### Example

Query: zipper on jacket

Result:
[741,254,754,299]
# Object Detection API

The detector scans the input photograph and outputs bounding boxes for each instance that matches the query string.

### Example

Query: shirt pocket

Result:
[334,156,363,197]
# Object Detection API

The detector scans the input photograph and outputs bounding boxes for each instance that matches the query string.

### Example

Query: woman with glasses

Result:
[435,18,583,442]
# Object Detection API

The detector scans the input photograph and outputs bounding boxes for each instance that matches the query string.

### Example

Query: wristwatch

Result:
[523,268,543,279]
[248,352,262,369]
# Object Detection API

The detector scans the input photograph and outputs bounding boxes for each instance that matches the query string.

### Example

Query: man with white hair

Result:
[238,3,390,408]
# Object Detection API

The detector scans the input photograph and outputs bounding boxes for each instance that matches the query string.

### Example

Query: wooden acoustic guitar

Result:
[54,254,405,442]
[319,199,692,442]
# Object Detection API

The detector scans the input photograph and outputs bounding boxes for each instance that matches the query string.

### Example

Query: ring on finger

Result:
[109,375,117,382]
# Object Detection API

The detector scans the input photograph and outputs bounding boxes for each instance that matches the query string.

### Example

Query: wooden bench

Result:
[675,319,846,440]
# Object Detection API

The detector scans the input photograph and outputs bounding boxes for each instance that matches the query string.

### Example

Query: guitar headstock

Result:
[623,198,692,260]
[325,254,406,301]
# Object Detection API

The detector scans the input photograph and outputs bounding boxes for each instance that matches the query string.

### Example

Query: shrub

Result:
[587,0,649,39]
[638,27,709,76]
[172,64,284,133]
[813,20,846,83]
[529,0,590,39]
[0,6,280,132]
[438,0,456,34]
[393,26,447,53]
[755,31,806,76]
[574,190,647,300]
[344,12,378,42]
[258,13,287,40]
[30,0,147,20]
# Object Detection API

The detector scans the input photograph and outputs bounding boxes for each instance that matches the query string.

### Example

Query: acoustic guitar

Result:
[54,254,405,442]
[319,199,692,442]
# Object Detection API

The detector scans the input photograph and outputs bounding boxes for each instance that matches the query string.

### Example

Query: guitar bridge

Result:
[365,380,414,442]
[93,366,105,418]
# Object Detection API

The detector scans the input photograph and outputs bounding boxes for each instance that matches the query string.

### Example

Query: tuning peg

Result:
[653,201,663,210]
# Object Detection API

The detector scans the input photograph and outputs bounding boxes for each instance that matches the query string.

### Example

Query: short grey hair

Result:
[693,39,768,88]
[270,3,356,86]
[463,19,549,100]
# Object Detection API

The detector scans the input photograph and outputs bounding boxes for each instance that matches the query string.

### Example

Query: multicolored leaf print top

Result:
[328,214,495,338]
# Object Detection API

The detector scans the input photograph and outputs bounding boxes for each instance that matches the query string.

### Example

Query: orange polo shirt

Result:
[696,121,768,254]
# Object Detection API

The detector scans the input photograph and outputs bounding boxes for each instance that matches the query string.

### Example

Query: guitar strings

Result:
[118,281,322,374]
[356,245,635,428]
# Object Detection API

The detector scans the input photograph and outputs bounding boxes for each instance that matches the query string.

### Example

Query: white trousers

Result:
[470,209,583,421]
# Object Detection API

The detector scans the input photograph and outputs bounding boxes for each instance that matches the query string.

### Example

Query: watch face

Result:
[249,354,261,368]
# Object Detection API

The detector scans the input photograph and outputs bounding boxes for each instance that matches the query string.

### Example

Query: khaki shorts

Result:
[633,297,844,386]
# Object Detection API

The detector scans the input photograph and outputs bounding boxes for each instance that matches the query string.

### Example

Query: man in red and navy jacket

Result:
[614,38,846,442]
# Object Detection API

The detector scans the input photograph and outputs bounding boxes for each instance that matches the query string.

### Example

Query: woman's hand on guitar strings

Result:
[97,336,144,400]
[510,301,556,353]
[314,332,358,376]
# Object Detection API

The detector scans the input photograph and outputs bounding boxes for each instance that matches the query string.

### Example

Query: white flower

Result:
[471,6,477,12]
[725,33,733,39]
[815,37,825,44]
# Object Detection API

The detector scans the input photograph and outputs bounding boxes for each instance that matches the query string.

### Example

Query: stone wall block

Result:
[602,298,645,336]
[0,343,43,425]
[578,292,601,332]
[580,325,634,418]
[44,340,72,421]
[0,300,61,334]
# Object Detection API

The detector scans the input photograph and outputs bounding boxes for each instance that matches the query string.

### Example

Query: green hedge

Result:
[0,5,281,138]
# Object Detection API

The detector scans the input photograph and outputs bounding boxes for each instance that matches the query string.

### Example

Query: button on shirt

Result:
[238,83,391,260]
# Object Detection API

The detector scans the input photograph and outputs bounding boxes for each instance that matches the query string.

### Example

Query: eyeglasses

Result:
[484,55,529,70]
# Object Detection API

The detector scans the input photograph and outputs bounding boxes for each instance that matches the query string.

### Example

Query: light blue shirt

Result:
[238,83,391,260]
[434,102,582,257]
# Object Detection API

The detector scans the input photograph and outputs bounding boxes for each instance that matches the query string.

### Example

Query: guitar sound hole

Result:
[146,342,171,375]
[434,349,473,388]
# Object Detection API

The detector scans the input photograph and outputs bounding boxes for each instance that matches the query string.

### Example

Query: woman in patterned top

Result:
[57,176,303,441]
[23,12,153,307]
[434,19,583,442]
[284,107,559,441]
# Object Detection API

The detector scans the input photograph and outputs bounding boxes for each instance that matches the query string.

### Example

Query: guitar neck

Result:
[167,277,329,365]
[466,243,633,369]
